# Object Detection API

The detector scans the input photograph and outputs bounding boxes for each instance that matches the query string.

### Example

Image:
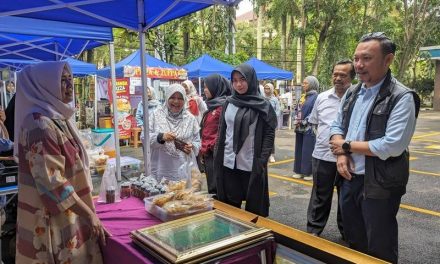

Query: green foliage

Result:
[87,0,440,95]
[413,78,434,106]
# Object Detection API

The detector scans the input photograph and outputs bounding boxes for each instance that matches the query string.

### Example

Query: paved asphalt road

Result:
[266,110,440,264]
[116,110,440,264]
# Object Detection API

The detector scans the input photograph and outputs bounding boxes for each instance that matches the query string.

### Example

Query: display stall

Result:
[92,174,386,263]
[98,49,187,102]
[95,197,387,264]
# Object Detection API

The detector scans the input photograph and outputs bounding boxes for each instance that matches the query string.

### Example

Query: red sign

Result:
[108,78,132,139]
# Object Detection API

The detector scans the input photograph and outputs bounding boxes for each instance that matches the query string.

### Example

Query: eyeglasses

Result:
[359,32,390,42]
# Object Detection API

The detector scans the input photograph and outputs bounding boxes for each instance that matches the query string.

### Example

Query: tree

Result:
[265,0,297,68]
[394,0,440,81]
[85,0,440,95]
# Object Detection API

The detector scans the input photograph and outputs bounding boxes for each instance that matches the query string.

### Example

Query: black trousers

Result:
[340,174,401,263]
[203,153,216,195]
[222,166,251,208]
[307,158,343,236]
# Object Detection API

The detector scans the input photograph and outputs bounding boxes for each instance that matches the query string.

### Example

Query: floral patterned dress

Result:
[16,113,103,264]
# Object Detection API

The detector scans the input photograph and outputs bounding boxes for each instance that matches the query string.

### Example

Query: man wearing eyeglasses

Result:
[329,32,420,263]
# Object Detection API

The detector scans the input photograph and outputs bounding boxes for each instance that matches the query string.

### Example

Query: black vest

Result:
[341,71,420,198]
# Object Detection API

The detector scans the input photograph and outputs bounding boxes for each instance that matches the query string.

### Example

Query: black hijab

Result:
[228,64,277,154]
[204,74,232,111]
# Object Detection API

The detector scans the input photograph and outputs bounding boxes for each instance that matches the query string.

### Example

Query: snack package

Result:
[152,192,175,207]
[144,189,213,221]
[167,180,186,192]
[162,200,190,214]
[173,189,193,200]
[177,153,201,189]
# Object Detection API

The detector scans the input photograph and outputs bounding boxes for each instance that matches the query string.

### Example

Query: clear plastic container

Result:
[144,196,212,222]
[91,128,116,158]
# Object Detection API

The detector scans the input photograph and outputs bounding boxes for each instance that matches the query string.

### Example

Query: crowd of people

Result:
[140,32,420,263]
[0,32,420,263]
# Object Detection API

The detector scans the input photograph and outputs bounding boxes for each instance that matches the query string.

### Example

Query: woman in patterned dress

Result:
[15,61,104,264]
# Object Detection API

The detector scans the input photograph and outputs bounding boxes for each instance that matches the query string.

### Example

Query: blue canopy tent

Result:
[0,58,33,71]
[0,1,237,31]
[64,57,97,77]
[1,0,238,179]
[244,57,294,80]
[182,54,234,94]
[97,49,179,78]
[183,54,234,79]
[0,15,111,132]
[0,16,112,61]
[0,57,97,76]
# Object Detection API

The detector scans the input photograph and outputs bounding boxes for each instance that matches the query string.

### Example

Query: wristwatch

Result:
[342,141,352,154]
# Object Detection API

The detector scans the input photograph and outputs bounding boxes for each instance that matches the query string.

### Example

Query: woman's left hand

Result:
[183,143,193,154]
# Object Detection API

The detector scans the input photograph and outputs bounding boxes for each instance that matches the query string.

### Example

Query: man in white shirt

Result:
[306,60,355,237]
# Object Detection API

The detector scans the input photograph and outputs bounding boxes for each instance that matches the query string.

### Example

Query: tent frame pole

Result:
[94,74,98,128]
[109,42,121,181]
[138,0,151,177]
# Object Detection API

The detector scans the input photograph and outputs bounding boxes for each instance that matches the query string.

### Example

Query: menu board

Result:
[108,78,134,139]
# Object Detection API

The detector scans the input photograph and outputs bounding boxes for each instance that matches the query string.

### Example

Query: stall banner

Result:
[108,78,133,139]
[124,65,187,80]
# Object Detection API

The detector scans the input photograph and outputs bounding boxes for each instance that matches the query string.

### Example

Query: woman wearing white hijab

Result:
[15,62,104,263]
[264,82,281,162]
[182,80,207,123]
[149,83,201,181]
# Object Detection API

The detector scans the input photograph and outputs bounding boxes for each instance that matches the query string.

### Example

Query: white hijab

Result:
[14,61,90,186]
[182,80,197,97]
[153,84,199,157]
[264,83,275,97]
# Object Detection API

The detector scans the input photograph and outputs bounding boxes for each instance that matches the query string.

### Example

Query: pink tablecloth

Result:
[96,197,276,264]
[96,197,161,264]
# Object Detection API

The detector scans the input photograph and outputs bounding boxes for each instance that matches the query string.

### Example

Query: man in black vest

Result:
[328,32,420,263]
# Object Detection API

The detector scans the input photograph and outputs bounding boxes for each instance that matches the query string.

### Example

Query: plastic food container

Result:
[144,197,212,222]
[91,128,116,158]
